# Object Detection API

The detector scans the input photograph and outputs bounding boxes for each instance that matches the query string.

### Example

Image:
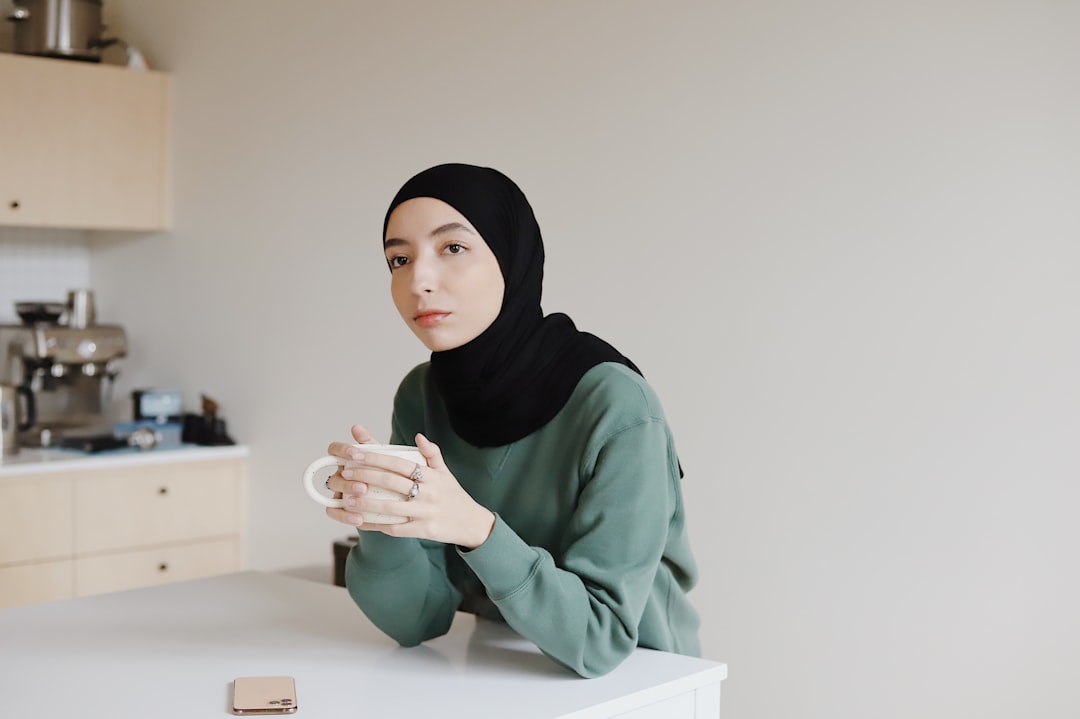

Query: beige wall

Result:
[85,2,1079,717]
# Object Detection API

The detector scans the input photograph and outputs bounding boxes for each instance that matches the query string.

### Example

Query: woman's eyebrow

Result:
[384,222,476,249]
[430,222,476,237]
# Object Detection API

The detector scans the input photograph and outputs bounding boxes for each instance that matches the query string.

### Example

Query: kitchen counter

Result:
[0,571,726,718]
[0,443,250,478]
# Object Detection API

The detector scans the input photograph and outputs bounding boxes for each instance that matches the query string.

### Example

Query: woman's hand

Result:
[325,424,380,462]
[324,423,380,526]
[325,431,495,550]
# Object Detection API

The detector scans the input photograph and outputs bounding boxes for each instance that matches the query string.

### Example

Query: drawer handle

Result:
[158,487,168,495]
[158,563,169,572]
[9,200,19,210]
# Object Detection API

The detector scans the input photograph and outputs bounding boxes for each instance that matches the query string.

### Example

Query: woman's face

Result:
[384,197,505,352]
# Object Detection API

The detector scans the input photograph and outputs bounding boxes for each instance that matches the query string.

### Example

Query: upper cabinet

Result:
[0,53,171,232]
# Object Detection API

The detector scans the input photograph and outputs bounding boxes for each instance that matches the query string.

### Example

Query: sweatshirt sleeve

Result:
[459,416,678,678]
[343,363,461,646]
[344,533,460,646]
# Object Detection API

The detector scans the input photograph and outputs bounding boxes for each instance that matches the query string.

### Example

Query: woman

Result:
[324,163,700,678]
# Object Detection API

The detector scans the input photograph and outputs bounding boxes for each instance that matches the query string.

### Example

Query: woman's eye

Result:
[445,243,466,255]
[387,255,409,269]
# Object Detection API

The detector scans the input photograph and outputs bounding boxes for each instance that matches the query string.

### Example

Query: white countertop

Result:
[0,571,726,718]
[0,443,250,477]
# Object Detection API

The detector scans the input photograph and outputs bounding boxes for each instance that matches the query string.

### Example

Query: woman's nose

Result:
[409,255,438,294]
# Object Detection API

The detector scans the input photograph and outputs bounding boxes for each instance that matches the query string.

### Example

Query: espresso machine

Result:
[0,290,127,448]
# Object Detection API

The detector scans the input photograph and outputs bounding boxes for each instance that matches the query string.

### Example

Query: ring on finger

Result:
[407,480,421,500]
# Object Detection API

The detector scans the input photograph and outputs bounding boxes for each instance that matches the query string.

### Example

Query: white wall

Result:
[0,228,89,324]
[86,2,1080,717]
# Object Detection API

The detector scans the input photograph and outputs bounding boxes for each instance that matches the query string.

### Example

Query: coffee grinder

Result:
[0,290,127,448]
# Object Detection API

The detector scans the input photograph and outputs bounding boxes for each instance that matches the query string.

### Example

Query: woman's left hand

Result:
[328,433,496,550]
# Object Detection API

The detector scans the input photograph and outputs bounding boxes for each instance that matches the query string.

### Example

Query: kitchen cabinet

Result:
[0,449,246,609]
[0,53,171,231]
[0,561,74,607]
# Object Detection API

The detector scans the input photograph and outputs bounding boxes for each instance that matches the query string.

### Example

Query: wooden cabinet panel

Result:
[75,461,243,553]
[0,561,74,608]
[0,477,73,564]
[75,539,239,597]
[1,453,247,607]
[0,53,171,230]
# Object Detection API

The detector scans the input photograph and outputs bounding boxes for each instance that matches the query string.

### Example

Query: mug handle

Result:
[302,455,350,508]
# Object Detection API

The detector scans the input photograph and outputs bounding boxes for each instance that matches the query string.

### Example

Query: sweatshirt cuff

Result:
[457,514,542,600]
[352,530,424,572]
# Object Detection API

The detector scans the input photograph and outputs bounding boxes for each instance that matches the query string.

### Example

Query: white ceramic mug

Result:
[302,444,426,524]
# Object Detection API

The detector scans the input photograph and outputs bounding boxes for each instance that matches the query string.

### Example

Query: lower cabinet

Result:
[75,538,240,597]
[0,561,74,607]
[0,454,247,609]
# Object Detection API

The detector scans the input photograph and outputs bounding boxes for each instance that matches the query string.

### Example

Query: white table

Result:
[0,571,726,718]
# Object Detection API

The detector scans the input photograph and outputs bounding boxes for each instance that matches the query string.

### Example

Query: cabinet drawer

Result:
[75,539,240,597]
[75,463,242,553]
[0,478,74,564]
[0,560,74,609]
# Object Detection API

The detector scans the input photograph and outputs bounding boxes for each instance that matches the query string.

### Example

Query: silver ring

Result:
[407,481,421,500]
[410,464,423,482]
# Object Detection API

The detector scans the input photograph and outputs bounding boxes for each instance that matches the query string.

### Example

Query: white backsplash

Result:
[0,227,91,323]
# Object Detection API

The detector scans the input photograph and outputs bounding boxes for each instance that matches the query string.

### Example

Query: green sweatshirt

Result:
[345,362,701,677]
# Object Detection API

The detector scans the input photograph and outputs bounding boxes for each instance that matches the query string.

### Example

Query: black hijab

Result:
[383,163,645,449]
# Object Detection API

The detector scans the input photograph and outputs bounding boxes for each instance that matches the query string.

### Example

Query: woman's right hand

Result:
[324,424,380,527]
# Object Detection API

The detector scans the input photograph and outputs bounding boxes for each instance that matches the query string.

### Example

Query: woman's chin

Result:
[412,325,484,353]
[414,332,463,353]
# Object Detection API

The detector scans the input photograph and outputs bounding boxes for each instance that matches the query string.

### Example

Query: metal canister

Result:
[66,289,96,328]
[6,0,116,62]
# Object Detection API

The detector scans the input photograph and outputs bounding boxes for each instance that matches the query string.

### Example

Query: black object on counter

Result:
[181,413,235,446]
[57,434,128,453]
[180,394,235,446]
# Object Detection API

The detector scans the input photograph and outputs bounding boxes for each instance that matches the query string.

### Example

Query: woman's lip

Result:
[415,311,450,328]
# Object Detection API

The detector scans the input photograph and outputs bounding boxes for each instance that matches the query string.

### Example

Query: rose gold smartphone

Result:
[231,676,297,715]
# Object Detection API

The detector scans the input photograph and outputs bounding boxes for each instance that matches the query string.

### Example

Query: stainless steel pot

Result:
[6,0,117,62]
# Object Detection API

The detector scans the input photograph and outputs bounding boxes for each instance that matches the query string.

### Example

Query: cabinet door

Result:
[0,476,74,564]
[0,53,171,230]
[0,561,74,609]
[75,538,240,597]
[75,460,244,554]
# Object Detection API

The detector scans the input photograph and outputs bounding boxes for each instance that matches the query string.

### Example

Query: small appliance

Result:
[0,291,127,447]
